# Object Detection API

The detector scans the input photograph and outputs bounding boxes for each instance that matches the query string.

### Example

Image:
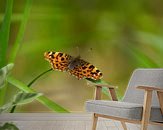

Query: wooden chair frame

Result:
[88,82,163,130]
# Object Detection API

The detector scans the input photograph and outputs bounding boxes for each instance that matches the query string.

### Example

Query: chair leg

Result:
[121,121,127,130]
[92,113,98,130]
[141,90,152,130]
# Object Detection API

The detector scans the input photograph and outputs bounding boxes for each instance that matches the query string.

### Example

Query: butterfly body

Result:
[44,51,103,80]
[68,56,85,70]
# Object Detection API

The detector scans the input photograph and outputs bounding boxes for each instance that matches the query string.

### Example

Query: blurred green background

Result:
[0,0,163,112]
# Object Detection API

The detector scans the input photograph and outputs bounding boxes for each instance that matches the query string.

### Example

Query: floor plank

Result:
[0,113,140,130]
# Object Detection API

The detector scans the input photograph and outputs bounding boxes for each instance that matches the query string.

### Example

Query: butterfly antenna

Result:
[88,47,93,53]
[85,47,93,58]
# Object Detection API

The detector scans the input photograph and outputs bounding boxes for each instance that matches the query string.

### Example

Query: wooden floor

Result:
[0,113,140,130]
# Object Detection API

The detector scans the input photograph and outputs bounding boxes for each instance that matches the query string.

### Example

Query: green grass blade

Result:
[136,31,163,51]
[0,0,13,68]
[10,68,53,112]
[9,0,32,62]
[118,43,160,68]
[7,76,70,113]
[12,92,43,106]
[126,44,160,67]
[0,0,13,106]
[0,63,14,89]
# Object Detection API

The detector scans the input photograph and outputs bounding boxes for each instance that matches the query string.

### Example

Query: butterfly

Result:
[44,51,103,80]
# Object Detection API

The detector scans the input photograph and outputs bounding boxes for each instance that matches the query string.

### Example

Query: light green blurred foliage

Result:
[0,0,163,112]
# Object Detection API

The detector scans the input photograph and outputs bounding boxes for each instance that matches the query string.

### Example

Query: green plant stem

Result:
[10,68,53,113]
[7,76,69,113]
[0,0,13,106]
[9,105,15,113]
[9,0,32,63]
[28,68,53,87]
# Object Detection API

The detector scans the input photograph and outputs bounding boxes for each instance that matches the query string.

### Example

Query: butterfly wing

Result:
[44,51,103,80]
[44,51,72,71]
[69,59,103,80]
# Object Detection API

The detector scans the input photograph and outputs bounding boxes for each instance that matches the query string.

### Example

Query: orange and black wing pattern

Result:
[44,51,72,71]
[68,58,102,80]
[44,51,103,80]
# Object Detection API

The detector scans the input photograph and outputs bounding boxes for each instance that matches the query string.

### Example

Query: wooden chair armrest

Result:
[87,80,118,101]
[137,86,163,92]
[137,86,163,116]
[87,80,117,89]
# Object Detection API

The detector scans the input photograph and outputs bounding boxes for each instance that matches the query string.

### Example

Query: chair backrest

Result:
[123,69,163,107]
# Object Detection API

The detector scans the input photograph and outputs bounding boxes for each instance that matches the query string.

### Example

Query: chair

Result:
[85,69,163,130]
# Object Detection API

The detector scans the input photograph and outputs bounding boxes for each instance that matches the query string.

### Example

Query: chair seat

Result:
[86,100,163,122]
